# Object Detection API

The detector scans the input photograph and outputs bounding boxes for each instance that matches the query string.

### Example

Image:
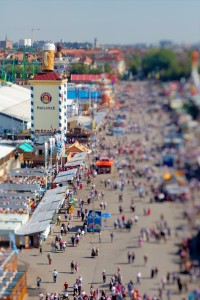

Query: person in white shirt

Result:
[52,269,58,283]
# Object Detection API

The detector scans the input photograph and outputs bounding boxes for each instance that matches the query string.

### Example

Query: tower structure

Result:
[29,43,68,145]
[191,50,200,94]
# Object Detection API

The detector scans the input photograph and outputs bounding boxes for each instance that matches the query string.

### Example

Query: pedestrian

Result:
[144,254,148,266]
[71,235,75,246]
[37,276,41,289]
[39,245,42,255]
[151,268,155,279]
[166,289,171,300]
[57,215,61,225]
[75,261,79,274]
[78,282,82,295]
[131,251,135,263]
[110,232,114,242]
[128,251,131,263]
[70,260,75,273]
[119,205,123,214]
[102,270,106,283]
[47,252,52,265]
[64,281,69,292]
[103,201,107,210]
[39,292,44,300]
[73,283,78,296]
[52,269,58,283]
[136,272,141,285]
[114,220,118,229]
[138,236,142,247]
[65,210,68,221]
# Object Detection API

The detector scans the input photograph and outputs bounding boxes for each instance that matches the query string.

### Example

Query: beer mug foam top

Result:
[42,43,56,71]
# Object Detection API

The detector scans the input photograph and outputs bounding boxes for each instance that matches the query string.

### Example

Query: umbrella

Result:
[69,198,77,207]
[139,188,145,194]
[101,212,111,218]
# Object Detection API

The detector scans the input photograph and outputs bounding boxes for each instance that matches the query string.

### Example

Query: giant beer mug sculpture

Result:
[42,43,56,71]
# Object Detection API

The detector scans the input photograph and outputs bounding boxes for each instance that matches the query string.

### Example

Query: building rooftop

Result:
[33,71,62,81]
[0,83,30,121]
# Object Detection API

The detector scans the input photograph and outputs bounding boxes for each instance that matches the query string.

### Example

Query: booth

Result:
[96,157,114,174]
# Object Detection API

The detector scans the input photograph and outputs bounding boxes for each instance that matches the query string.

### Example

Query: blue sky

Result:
[1,0,200,44]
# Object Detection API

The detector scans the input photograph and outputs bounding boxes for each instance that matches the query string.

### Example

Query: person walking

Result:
[144,254,148,266]
[131,251,135,263]
[110,232,114,243]
[57,215,61,226]
[47,252,52,265]
[37,276,41,289]
[52,269,58,283]
[138,236,142,247]
[64,281,69,292]
[70,260,75,273]
[119,205,123,214]
[136,272,141,285]
[128,251,131,263]
[75,261,79,274]
[102,270,106,283]
[39,245,42,255]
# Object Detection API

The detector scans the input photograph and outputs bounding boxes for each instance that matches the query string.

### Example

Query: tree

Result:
[141,48,191,81]
[69,63,102,75]
[129,54,141,76]
[69,63,89,74]
[104,63,112,73]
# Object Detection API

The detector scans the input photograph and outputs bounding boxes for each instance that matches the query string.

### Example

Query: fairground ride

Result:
[0,48,40,83]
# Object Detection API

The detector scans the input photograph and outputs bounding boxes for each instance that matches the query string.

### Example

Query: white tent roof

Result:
[0,83,30,121]
[0,145,16,159]
[0,214,29,235]
[53,168,78,184]
[16,186,66,236]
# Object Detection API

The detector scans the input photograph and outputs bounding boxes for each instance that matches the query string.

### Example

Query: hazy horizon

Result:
[1,0,200,45]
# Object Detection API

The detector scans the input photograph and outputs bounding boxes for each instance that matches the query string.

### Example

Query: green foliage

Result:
[69,63,102,75]
[142,49,178,77]
[126,49,192,81]
[104,63,112,73]
[129,54,141,75]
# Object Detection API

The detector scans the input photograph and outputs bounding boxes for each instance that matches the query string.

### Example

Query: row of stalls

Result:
[0,182,44,247]
[15,186,67,247]
[14,152,88,247]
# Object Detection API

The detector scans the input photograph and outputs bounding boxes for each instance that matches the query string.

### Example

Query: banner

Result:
[87,210,102,232]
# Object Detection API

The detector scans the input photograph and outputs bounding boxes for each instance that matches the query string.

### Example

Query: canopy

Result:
[101,212,111,218]
[16,186,66,236]
[165,184,189,195]
[0,183,41,192]
[18,142,33,153]
[65,141,91,154]
[53,168,78,184]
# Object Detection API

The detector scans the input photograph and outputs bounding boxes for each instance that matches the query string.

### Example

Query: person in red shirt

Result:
[64,281,69,291]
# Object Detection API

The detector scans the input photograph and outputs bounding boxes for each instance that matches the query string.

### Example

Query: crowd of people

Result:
[32,82,200,300]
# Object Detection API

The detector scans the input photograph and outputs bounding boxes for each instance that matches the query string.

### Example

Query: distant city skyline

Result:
[1,0,200,45]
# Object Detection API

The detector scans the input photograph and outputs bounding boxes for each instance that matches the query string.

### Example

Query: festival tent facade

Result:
[65,140,91,154]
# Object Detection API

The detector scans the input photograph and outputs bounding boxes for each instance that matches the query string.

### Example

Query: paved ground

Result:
[19,81,199,299]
